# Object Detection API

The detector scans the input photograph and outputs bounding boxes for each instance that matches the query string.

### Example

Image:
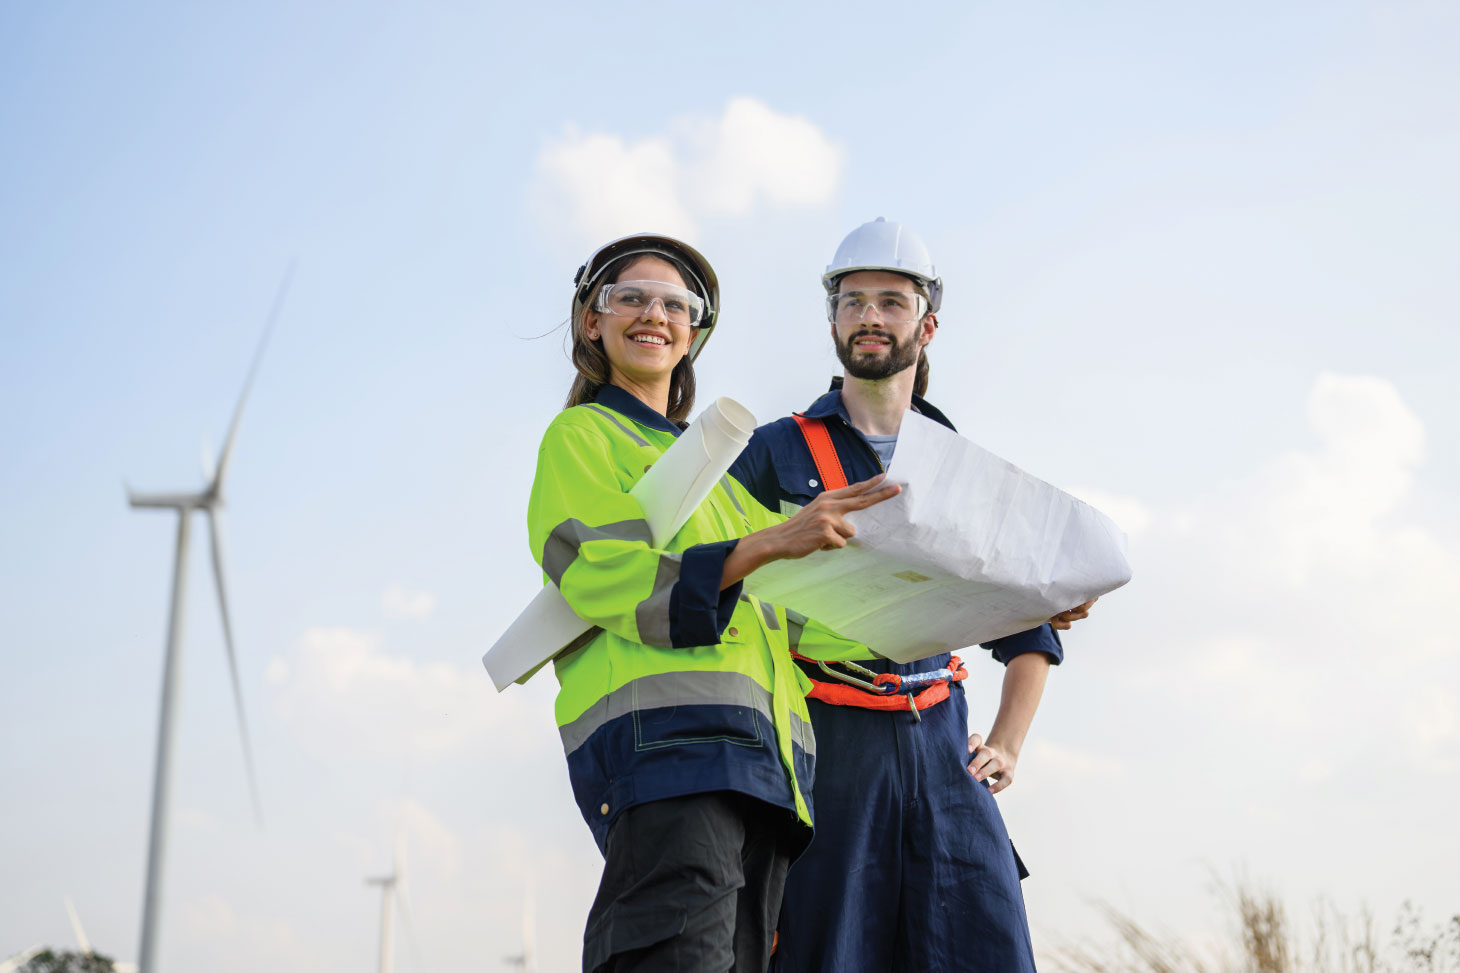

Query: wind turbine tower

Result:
[127,270,291,973]
[365,834,413,973]
[503,885,536,972]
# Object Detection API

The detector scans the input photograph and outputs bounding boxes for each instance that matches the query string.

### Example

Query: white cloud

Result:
[268,626,553,762]
[382,584,437,621]
[1063,486,1154,535]
[535,97,843,245]
[536,127,696,242]
[682,97,843,216]
[174,894,313,972]
[1016,371,1460,947]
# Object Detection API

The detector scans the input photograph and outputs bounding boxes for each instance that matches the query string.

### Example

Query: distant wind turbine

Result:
[502,885,536,972]
[365,833,419,973]
[127,267,293,973]
[66,895,138,973]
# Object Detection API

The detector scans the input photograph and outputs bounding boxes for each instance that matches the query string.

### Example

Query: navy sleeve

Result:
[668,539,742,647]
[727,428,783,514]
[982,623,1063,665]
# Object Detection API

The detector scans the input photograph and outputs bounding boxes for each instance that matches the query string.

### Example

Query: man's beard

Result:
[835,329,921,381]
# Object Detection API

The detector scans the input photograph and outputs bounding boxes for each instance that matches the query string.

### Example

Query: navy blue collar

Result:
[800,379,957,433]
[594,384,686,436]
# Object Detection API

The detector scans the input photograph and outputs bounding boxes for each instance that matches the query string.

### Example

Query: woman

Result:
[528,233,897,972]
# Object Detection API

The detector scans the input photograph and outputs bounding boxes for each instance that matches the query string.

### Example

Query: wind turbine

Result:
[365,833,417,973]
[66,895,139,973]
[127,268,292,973]
[502,885,536,972]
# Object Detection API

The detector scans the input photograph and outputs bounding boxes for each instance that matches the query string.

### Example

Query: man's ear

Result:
[920,313,938,348]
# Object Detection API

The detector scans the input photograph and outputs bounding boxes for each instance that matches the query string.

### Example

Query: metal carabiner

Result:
[814,659,897,695]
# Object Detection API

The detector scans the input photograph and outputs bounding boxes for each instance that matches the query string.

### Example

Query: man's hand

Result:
[1048,597,1097,631]
[966,733,1018,794]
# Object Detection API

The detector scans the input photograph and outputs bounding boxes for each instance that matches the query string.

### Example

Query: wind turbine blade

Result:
[207,509,264,827]
[213,260,295,492]
[64,895,92,954]
[0,945,43,973]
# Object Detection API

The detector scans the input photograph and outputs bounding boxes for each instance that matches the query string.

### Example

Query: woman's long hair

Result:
[564,251,699,422]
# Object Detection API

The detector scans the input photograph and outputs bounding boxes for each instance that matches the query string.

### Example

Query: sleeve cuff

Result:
[983,623,1064,666]
[669,539,742,647]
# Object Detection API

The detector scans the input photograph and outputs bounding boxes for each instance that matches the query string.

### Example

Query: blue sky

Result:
[4,2,1458,970]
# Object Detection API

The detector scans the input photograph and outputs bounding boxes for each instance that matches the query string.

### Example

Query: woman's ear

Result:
[584,310,601,341]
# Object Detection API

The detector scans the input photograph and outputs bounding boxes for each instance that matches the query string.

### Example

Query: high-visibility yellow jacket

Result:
[529,384,863,853]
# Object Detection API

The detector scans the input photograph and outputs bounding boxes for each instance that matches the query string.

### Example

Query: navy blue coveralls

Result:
[728,383,1064,973]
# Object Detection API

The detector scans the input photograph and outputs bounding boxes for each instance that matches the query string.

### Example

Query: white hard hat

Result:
[572,233,720,360]
[822,217,943,313]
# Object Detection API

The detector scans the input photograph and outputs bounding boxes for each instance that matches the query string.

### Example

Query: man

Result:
[729,218,1092,971]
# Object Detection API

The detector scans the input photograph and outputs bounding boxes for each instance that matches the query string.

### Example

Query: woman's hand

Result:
[721,475,901,588]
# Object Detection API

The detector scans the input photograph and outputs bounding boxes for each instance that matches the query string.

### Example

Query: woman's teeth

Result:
[631,335,667,345]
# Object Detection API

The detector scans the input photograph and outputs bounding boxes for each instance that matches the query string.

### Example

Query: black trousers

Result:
[583,791,800,973]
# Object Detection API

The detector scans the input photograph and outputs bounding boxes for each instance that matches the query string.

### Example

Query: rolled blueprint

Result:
[483,396,757,691]
[745,411,1133,663]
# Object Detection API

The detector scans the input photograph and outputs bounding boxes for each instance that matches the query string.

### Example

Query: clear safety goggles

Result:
[595,280,707,327]
[828,288,928,324]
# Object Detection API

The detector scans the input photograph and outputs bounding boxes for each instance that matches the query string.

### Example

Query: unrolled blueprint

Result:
[744,411,1131,663]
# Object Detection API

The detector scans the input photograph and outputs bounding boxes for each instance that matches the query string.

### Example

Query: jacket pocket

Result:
[630,660,766,752]
[773,461,823,512]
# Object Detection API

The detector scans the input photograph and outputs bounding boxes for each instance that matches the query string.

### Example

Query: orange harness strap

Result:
[791,414,849,491]
[792,653,968,713]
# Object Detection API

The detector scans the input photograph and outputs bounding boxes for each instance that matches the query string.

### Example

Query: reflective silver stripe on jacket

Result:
[558,669,816,761]
[584,404,649,447]
[634,552,682,647]
[784,607,807,652]
[542,518,653,586]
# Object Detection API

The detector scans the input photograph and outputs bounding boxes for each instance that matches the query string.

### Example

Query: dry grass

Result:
[1042,881,1460,973]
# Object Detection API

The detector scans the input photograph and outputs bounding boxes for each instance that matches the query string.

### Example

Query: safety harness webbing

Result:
[790,413,963,715]
[792,651,968,713]
[791,414,849,490]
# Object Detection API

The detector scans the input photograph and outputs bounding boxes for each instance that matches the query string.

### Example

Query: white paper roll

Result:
[483,397,757,691]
